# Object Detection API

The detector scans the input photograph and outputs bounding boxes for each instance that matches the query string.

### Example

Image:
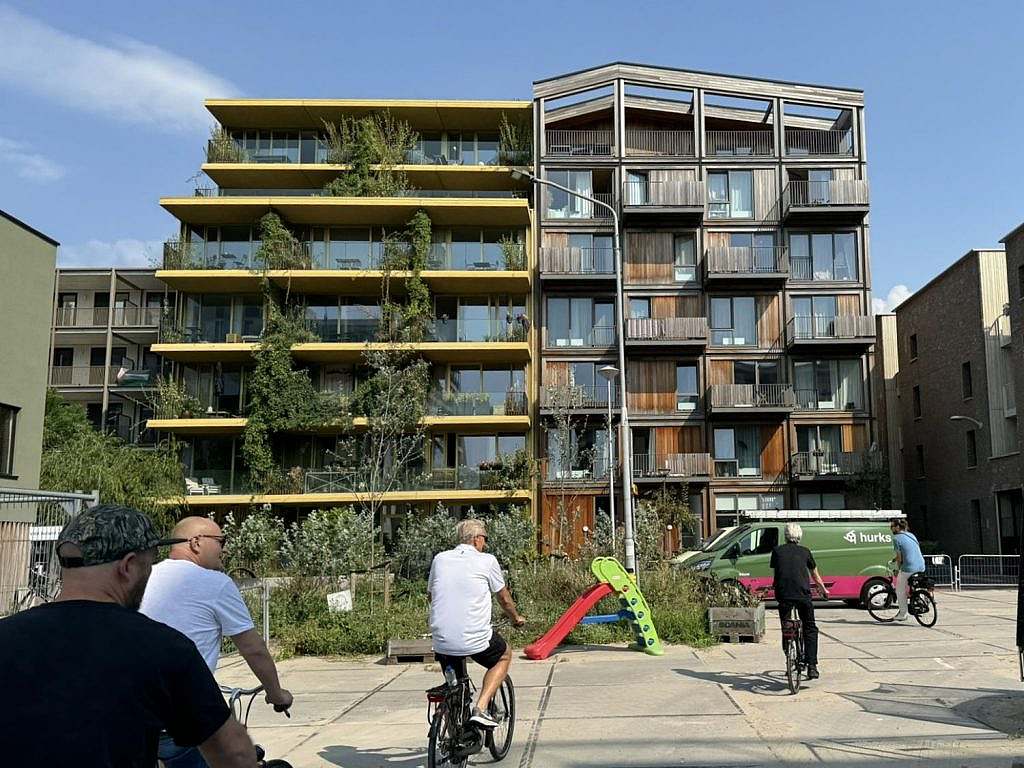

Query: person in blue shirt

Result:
[890,517,926,621]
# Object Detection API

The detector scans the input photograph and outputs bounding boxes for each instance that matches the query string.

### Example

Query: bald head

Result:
[169,516,225,570]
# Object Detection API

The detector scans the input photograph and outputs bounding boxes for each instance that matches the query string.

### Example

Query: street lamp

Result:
[598,364,619,551]
[511,168,638,574]
[950,415,985,430]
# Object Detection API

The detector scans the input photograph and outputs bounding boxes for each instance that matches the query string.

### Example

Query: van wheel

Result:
[860,578,889,608]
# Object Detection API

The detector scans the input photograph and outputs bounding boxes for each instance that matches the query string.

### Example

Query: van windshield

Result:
[703,525,749,552]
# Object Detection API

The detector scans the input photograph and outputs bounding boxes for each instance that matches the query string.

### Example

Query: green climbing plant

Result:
[321,112,417,197]
[255,213,310,270]
[206,127,247,163]
[498,111,533,165]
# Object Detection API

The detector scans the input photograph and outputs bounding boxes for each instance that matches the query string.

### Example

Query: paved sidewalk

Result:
[218,588,1024,767]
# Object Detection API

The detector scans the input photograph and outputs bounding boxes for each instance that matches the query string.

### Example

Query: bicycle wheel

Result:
[428,707,466,768]
[785,640,800,694]
[912,591,938,628]
[486,677,516,760]
[263,761,293,767]
[866,583,899,622]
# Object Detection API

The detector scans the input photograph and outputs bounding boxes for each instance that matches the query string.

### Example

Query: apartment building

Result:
[533,63,875,550]
[1001,222,1024,554]
[149,99,534,535]
[0,209,57,491]
[49,268,174,444]
[877,249,1020,556]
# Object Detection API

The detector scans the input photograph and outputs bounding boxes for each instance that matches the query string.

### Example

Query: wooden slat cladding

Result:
[626,232,674,283]
[760,425,786,478]
[541,493,594,555]
[650,294,702,319]
[627,360,676,413]
[754,168,779,224]
[543,232,569,248]
[757,294,782,349]
[545,361,570,386]
[837,294,861,317]
[655,426,680,458]
[832,167,856,182]
[708,359,733,385]
[705,231,729,251]
[841,423,868,452]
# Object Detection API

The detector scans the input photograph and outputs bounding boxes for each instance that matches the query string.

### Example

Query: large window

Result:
[714,493,783,529]
[546,427,612,479]
[790,232,857,281]
[708,171,753,219]
[547,297,615,347]
[796,425,844,472]
[676,364,699,411]
[710,297,756,346]
[793,359,863,410]
[0,404,18,477]
[184,294,263,342]
[729,232,778,272]
[797,492,845,510]
[713,426,760,477]
[734,360,780,387]
[433,296,526,342]
[567,233,613,273]
[546,170,595,219]
[674,234,697,282]
[791,295,838,340]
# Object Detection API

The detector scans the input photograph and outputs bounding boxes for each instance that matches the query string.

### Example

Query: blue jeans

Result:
[158,732,209,768]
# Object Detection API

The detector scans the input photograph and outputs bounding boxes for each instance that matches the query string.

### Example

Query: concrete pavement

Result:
[218,588,1024,767]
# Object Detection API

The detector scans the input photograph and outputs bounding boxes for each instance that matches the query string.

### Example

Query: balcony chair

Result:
[185,478,206,496]
[200,477,222,495]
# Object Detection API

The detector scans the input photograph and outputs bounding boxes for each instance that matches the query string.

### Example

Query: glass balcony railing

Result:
[303,465,523,494]
[428,389,527,417]
[207,138,530,167]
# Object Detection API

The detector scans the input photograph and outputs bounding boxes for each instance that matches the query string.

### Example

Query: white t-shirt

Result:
[140,559,255,672]
[428,544,505,655]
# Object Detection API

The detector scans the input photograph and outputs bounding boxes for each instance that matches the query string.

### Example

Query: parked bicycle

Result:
[780,617,806,694]
[219,685,292,768]
[866,572,937,627]
[426,667,515,767]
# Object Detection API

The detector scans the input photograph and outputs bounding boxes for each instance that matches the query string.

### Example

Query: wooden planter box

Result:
[708,603,765,642]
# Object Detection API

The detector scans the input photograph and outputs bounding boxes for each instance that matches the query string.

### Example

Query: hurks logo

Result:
[844,530,892,544]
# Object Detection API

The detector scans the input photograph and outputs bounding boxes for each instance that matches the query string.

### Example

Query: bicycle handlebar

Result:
[219,684,291,718]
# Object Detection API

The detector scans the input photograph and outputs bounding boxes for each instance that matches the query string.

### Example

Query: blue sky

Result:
[1,1,1021,311]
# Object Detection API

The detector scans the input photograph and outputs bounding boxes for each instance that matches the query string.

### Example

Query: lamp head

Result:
[598,365,620,382]
[509,168,534,183]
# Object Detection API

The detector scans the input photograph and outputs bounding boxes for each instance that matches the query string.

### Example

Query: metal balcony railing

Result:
[303,465,521,494]
[544,130,615,157]
[625,317,708,341]
[304,318,381,343]
[705,130,774,156]
[543,190,614,220]
[709,383,796,409]
[539,247,615,275]
[784,129,854,157]
[790,451,863,477]
[624,129,695,157]
[783,180,869,212]
[787,315,875,342]
[633,452,710,478]
[622,179,704,208]
[793,389,863,411]
[705,246,789,276]
[547,325,616,348]
[544,458,613,483]
[540,384,618,410]
[428,389,528,417]
[49,366,118,387]
[425,321,528,344]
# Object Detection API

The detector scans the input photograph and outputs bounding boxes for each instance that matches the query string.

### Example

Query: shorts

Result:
[435,631,508,680]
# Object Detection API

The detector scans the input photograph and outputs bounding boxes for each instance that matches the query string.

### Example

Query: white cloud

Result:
[0,6,239,133]
[59,239,163,268]
[0,136,64,182]
[872,284,912,314]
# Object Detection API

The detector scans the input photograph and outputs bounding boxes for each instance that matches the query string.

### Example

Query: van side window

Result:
[737,526,779,557]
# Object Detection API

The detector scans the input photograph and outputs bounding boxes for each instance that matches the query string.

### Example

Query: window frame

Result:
[788,231,858,282]
[961,361,973,399]
[966,429,978,468]
[912,385,922,419]
[710,296,757,347]
[0,403,19,479]
[707,170,754,219]
[909,333,918,361]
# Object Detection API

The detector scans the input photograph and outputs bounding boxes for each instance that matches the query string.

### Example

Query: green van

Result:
[677,516,897,604]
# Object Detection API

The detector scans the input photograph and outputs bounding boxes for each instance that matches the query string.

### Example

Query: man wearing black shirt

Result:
[0,504,258,767]
[770,522,830,680]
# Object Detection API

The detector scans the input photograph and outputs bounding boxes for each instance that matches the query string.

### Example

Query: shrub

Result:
[392,503,457,579]
[220,508,286,575]
[280,507,377,578]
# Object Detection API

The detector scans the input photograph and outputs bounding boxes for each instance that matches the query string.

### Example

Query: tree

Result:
[847,449,892,510]
[40,390,185,531]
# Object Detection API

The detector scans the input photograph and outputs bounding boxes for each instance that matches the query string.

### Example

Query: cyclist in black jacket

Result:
[771,522,830,680]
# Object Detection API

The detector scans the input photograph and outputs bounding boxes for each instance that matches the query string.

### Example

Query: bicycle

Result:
[780,616,805,694]
[426,667,515,767]
[866,572,937,627]
[219,685,293,768]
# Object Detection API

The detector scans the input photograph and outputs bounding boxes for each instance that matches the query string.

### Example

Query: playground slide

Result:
[523,582,615,660]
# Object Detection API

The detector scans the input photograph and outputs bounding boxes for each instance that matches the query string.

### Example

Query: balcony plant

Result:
[477,449,535,492]
[255,213,311,270]
[321,112,417,197]
[499,235,526,271]
[206,126,247,163]
[152,375,203,419]
[498,111,532,165]
[161,239,203,270]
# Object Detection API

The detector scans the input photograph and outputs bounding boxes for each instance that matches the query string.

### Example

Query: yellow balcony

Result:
[148,413,531,436]
[202,163,530,192]
[151,340,531,365]
[167,488,531,509]
[160,196,530,227]
[146,417,248,435]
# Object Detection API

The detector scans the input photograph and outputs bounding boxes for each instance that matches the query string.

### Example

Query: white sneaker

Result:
[469,707,498,729]
[894,614,909,622]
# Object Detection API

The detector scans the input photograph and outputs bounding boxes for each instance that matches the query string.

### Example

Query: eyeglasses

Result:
[195,535,227,547]
[476,534,488,542]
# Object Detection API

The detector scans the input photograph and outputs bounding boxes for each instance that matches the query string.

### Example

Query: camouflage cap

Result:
[56,504,185,568]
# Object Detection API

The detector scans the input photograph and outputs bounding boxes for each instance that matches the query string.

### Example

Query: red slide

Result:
[524,582,615,660]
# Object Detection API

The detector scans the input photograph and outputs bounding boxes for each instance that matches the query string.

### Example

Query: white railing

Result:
[957,554,1019,588]
[705,130,773,156]
[784,129,854,157]
[544,130,614,157]
[625,316,707,341]
[624,129,695,157]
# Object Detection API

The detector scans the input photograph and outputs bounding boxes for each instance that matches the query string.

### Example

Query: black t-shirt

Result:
[0,600,230,767]
[770,542,817,601]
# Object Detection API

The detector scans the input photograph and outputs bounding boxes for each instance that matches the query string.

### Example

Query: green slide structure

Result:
[591,557,664,656]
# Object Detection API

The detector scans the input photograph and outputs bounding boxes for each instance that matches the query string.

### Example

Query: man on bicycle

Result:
[770,523,829,680]
[428,518,526,729]
[890,517,925,621]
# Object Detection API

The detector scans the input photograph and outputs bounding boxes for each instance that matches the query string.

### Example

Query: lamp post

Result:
[511,167,638,574]
[949,415,985,430]
[599,364,619,551]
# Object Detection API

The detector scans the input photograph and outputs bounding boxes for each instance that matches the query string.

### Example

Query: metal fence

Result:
[235,577,272,644]
[957,554,1020,588]
[923,554,956,588]
[0,488,99,616]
